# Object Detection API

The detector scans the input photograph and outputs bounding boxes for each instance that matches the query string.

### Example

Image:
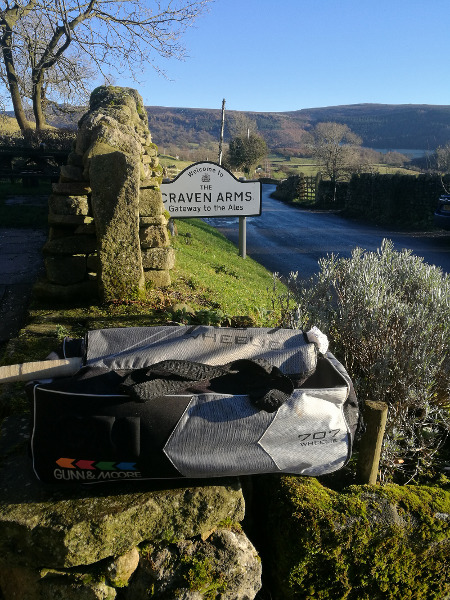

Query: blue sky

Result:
[126,0,450,112]
[3,0,448,114]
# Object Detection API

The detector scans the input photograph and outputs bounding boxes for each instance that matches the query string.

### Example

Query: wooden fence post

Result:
[356,400,388,485]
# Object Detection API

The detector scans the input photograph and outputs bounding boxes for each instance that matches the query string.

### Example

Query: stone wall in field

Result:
[35,86,174,302]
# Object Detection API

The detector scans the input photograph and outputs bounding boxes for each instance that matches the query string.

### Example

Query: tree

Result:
[435,143,450,172]
[428,143,450,194]
[0,1,211,131]
[227,111,257,139]
[11,8,96,122]
[226,133,268,175]
[308,122,364,201]
[0,88,5,118]
[383,150,408,168]
[434,143,450,190]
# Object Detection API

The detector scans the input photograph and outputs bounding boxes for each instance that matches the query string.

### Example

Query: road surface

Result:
[204,184,450,280]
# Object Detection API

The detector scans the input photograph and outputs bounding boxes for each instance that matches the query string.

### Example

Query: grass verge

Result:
[170,218,286,321]
[0,216,289,417]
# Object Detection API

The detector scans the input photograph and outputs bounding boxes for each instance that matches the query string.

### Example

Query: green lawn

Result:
[170,218,286,324]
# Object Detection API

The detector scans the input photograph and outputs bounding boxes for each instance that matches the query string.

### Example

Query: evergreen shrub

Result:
[345,173,450,228]
[282,239,450,483]
[273,172,450,227]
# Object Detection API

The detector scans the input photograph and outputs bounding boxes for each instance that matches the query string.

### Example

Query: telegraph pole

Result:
[217,98,246,259]
[218,98,225,166]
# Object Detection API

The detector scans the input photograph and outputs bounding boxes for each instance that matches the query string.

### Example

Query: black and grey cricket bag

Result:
[29,326,361,483]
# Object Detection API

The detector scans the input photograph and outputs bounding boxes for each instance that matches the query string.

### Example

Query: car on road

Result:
[434,194,450,230]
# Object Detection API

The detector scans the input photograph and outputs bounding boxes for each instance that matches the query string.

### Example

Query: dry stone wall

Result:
[0,416,262,600]
[36,86,174,302]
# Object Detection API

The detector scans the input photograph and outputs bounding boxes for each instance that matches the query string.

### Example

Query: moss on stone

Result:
[139,187,163,217]
[131,526,261,599]
[143,269,171,288]
[136,102,145,117]
[0,452,245,570]
[89,149,145,301]
[261,476,450,600]
[90,86,143,112]
[151,164,163,177]
[217,517,243,533]
[181,555,228,598]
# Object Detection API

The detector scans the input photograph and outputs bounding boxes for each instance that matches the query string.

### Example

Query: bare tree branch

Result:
[308,121,366,201]
[1,0,212,129]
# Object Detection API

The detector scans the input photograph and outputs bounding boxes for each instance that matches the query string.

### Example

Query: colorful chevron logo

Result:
[56,458,137,471]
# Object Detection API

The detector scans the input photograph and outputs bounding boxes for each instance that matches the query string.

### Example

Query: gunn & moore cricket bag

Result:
[28,326,361,483]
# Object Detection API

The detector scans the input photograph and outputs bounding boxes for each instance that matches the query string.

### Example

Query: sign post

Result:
[161,162,261,258]
[239,217,247,258]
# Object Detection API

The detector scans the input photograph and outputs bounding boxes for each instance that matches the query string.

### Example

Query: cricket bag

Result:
[27,326,361,483]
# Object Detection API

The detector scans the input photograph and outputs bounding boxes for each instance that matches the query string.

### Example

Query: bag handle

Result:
[0,357,82,383]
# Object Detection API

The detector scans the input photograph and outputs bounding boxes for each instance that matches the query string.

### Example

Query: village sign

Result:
[160,161,262,218]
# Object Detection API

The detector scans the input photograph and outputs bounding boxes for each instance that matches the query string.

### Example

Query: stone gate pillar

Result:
[36,86,174,302]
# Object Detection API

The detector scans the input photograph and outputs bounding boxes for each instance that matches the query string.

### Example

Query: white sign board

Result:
[160,161,262,218]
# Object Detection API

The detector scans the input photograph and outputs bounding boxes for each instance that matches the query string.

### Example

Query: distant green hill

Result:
[146,103,450,153]
[6,103,450,152]
[288,104,450,151]
[146,106,309,151]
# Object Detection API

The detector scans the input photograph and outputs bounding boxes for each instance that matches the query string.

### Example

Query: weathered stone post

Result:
[36,86,174,302]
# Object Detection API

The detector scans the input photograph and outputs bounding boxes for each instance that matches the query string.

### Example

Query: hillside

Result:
[146,106,308,151]
[146,103,450,153]
[289,104,450,150]
[5,103,450,153]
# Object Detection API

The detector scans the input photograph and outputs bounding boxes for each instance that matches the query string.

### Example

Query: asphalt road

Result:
[0,195,48,343]
[0,227,46,343]
[204,184,450,280]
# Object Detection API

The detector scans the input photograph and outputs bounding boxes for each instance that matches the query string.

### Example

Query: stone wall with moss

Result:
[35,86,174,302]
[1,412,449,598]
[258,476,450,599]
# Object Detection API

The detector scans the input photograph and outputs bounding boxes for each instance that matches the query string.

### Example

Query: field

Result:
[0,116,22,134]
[267,154,422,179]
[158,153,423,181]
[0,115,59,133]
[158,154,193,178]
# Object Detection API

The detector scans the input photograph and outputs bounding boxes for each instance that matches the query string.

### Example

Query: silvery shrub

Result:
[276,239,450,483]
